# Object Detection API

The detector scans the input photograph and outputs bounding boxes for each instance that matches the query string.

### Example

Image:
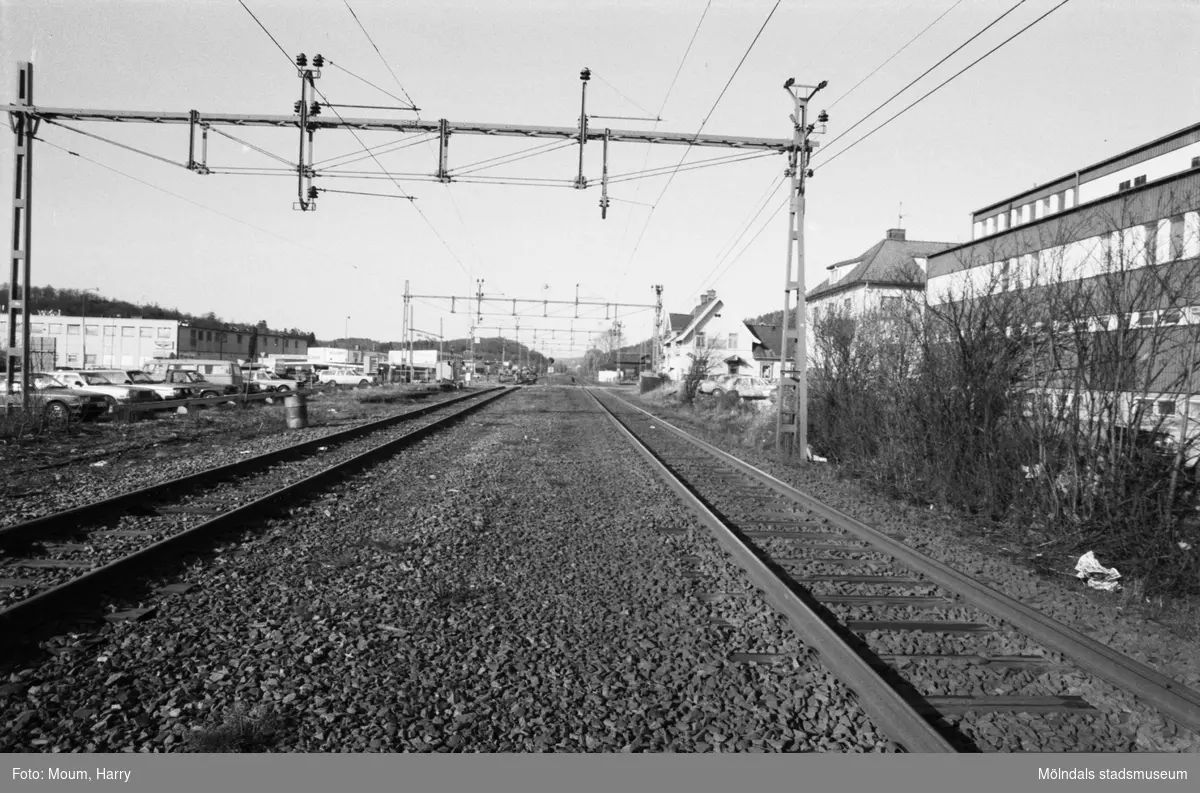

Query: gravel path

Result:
[623,388,1200,753]
[0,386,895,753]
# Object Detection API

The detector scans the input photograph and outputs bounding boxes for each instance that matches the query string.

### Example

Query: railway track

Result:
[0,386,514,644]
[586,387,1200,752]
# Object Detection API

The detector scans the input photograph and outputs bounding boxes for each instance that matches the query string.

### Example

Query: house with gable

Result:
[658,289,768,381]
[806,228,956,320]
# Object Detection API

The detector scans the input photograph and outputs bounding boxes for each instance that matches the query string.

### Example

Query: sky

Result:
[1,0,1198,357]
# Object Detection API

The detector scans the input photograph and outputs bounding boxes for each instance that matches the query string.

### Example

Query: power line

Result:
[709,193,788,287]
[590,70,657,119]
[326,60,416,109]
[35,136,362,269]
[310,83,472,279]
[817,0,1073,171]
[206,125,297,168]
[625,0,782,268]
[828,0,965,109]
[237,0,294,67]
[693,173,785,291]
[342,0,418,109]
[42,119,186,169]
[621,0,712,243]
[815,0,1028,160]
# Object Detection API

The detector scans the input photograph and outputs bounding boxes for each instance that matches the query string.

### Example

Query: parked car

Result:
[697,374,737,396]
[2,373,110,426]
[54,369,165,409]
[143,359,246,395]
[243,368,301,392]
[714,375,775,401]
[318,367,378,387]
[152,369,234,399]
[124,370,195,400]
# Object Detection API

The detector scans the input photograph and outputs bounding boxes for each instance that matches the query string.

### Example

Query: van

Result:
[143,358,246,395]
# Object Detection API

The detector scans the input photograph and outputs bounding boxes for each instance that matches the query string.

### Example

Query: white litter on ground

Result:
[1074,550,1122,591]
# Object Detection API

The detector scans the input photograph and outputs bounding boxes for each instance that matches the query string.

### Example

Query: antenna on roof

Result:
[898,201,904,228]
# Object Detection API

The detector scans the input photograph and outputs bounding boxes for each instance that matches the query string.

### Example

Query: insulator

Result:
[308,186,319,200]
[580,67,591,82]
[296,53,308,67]
[817,109,829,123]
[313,54,325,68]
[294,101,302,114]
[310,102,321,116]
[806,169,814,178]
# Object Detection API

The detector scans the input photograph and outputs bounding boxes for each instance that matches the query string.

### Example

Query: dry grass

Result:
[185,704,282,753]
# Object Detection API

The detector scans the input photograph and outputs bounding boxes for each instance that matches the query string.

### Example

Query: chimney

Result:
[700,289,717,305]
[886,228,906,241]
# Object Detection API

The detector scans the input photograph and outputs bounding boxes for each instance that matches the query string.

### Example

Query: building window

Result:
[103,325,115,336]
[843,298,851,312]
[84,354,97,366]
[122,326,134,337]
[880,295,900,311]
[727,333,738,349]
[695,332,706,347]
[1118,180,1131,192]
[190,329,197,341]
[66,353,78,363]
[1158,400,1176,416]
[1170,215,1186,260]
[1137,312,1156,327]
[67,324,80,335]
[50,323,63,334]
[31,323,44,334]
[140,327,153,338]
[1161,308,1182,325]
[157,327,171,339]
[236,334,243,344]
[1143,222,1158,265]
[1133,175,1147,187]
[85,324,99,336]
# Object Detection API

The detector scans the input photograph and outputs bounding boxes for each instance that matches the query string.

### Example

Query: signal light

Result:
[296,53,308,67]
[313,54,325,68]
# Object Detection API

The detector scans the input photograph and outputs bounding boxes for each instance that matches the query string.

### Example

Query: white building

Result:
[0,314,178,369]
[659,290,763,381]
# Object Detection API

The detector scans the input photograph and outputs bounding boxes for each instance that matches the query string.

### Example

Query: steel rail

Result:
[0,387,502,548]
[600,389,1200,734]
[2,106,792,151]
[0,387,515,640]
[583,388,958,753]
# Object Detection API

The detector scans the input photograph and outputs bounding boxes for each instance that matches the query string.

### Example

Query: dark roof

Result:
[806,234,955,301]
[668,312,691,332]
[746,323,782,361]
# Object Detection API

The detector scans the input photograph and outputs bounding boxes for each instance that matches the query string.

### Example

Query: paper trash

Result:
[1074,551,1121,592]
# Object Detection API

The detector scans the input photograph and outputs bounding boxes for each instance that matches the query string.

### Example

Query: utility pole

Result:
[407,299,415,384]
[5,62,34,413]
[402,279,410,383]
[652,284,663,374]
[775,78,828,460]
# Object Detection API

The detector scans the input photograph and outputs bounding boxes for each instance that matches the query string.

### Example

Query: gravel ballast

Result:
[623,388,1200,753]
[0,386,895,753]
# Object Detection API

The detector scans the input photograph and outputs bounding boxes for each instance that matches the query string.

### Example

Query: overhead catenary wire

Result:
[36,136,363,269]
[816,0,1073,171]
[815,0,1029,160]
[828,0,965,109]
[342,0,419,109]
[623,0,782,272]
[41,119,188,169]
[237,0,294,66]
[206,125,297,168]
[326,60,417,109]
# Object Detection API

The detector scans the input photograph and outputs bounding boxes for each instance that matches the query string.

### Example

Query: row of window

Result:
[976,189,1078,239]
[0,322,171,338]
[185,329,301,348]
[932,212,1200,303]
[692,332,740,348]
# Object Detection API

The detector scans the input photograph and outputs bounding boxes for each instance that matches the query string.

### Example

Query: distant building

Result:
[0,314,309,369]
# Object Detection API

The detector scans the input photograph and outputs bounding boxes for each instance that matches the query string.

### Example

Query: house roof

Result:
[806,233,955,301]
[745,323,782,361]
[668,312,691,332]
